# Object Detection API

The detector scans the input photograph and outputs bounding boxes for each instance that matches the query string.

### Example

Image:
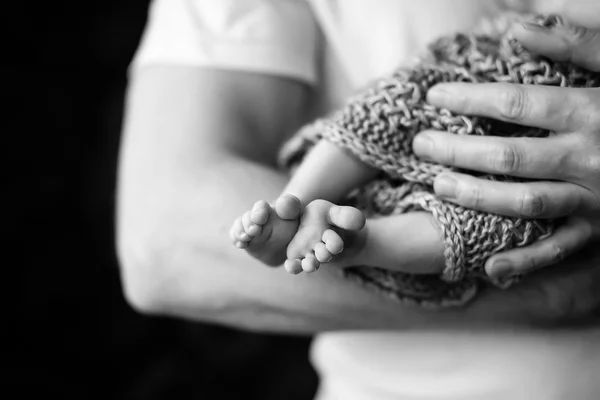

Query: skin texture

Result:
[413,16,600,280]
[229,138,442,276]
[117,65,599,334]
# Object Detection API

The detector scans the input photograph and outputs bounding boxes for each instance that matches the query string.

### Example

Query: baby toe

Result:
[241,211,253,231]
[284,259,303,275]
[313,242,332,263]
[250,200,270,225]
[236,213,253,242]
[301,252,320,273]
[241,211,263,237]
[231,217,250,242]
[234,240,248,249]
[246,224,262,236]
[322,229,344,255]
[328,206,365,231]
[275,194,302,220]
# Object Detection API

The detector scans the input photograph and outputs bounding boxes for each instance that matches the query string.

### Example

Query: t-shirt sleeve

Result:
[129,0,319,84]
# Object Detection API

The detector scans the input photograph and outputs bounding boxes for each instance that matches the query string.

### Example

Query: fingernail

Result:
[427,84,467,108]
[427,85,450,105]
[247,224,259,235]
[520,21,550,32]
[413,133,433,155]
[434,175,457,199]
[488,260,513,280]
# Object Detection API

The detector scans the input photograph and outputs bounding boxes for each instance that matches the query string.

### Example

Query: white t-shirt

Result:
[130,1,600,399]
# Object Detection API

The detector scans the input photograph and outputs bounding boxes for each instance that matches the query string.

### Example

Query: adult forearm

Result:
[117,146,430,333]
[115,66,430,332]
[118,143,599,333]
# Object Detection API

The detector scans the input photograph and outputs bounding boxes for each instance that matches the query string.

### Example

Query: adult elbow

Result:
[116,223,236,320]
[116,228,174,315]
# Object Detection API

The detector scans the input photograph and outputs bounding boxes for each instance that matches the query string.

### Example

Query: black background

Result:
[7,1,317,398]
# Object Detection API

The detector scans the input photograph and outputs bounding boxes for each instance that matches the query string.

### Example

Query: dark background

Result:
[7,1,317,398]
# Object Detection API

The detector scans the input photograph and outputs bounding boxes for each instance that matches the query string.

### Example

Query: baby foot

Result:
[284,200,366,274]
[230,194,301,266]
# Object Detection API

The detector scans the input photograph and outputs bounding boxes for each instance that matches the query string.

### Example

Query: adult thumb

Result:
[512,15,600,72]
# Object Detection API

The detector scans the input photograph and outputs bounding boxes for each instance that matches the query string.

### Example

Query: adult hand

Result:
[413,15,600,281]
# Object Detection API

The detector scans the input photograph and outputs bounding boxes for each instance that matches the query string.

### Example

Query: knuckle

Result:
[499,86,529,122]
[490,145,522,174]
[568,23,593,42]
[517,191,546,218]
[582,219,596,240]
[568,23,600,51]
[547,242,567,264]
[518,255,540,275]
[443,145,458,166]
[585,153,600,177]
[565,191,585,216]
[580,90,600,128]
[562,101,580,130]
[558,150,582,181]
[463,184,484,209]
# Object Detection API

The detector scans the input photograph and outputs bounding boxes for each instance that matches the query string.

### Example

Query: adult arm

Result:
[116,66,436,333]
[116,66,599,334]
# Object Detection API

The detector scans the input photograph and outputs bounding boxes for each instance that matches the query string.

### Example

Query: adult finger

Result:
[426,83,595,132]
[561,5,600,30]
[512,15,600,71]
[413,131,585,181]
[484,216,600,281]
[432,172,597,218]
[544,0,600,30]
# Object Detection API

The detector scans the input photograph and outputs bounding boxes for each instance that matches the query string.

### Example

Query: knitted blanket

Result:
[277,14,600,308]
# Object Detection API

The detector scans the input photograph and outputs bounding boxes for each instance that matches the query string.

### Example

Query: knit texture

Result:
[278,14,600,307]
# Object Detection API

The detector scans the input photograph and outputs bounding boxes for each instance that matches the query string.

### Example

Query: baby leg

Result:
[280,140,379,273]
[231,139,378,268]
[283,140,378,206]
[284,207,445,275]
